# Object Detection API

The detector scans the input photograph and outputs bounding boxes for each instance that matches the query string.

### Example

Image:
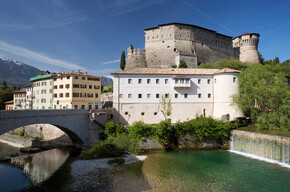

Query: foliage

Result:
[0,88,13,110]
[198,63,213,68]
[178,60,187,68]
[80,140,125,160]
[153,120,177,148]
[107,158,125,165]
[1,80,8,91]
[102,82,113,93]
[107,134,143,155]
[130,44,134,50]
[214,59,248,71]
[171,64,177,68]
[232,64,289,130]
[128,121,153,140]
[104,121,125,136]
[10,127,25,136]
[120,51,126,70]
[259,52,264,64]
[159,93,172,121]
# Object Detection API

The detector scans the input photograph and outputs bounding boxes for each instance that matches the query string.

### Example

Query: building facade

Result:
[52,72,102,110]
[30,74,56,110]
[112,68,244,125]
[13,88,27,110]
[26,84,33,110]
[5,100,14,110]
[125,23,260,70]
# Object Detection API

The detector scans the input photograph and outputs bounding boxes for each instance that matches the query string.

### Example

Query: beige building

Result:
[52,72,102,110]
[13,88,27,110]
[5,100,14,110]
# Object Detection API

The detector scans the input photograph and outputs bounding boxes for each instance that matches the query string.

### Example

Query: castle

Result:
[125,22,260,70]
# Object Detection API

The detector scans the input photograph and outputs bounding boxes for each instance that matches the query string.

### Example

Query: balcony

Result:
[172,77,191,88]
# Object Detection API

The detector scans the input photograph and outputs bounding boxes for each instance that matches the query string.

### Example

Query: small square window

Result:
[214,79,217,83]
[147,94,151,98]
[138,79,142,84]
[154,112,158,115]
[75,76,78,79]
[175,94,178,98]
[233,77,237,82]
[128,79,132,84]
[165,79,168,84]
[198,79,201,84]
[156,94,159,98]
[141,112,145,116]
[125,112,129,115]
[138,94,142,98]
[156,79,159,84]
[165,94,169,98]
[208,93,211,98]
[207,79,210,84]
[128,94,132,98]
[147,79,151,84]
[82,77,85,80]
[198,93,201,98]
[184,94,188,98]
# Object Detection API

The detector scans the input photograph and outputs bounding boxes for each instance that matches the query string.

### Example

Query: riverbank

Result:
[0,137,24,148]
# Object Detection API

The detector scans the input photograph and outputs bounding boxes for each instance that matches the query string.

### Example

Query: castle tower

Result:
[233,33,260,63]
[125,47,147,70]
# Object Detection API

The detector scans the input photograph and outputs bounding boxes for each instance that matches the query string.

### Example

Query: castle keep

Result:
[125,23,260,70]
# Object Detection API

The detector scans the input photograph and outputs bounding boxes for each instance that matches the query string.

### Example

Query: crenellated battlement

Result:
[127,47,146,56]
[125,47,147,70]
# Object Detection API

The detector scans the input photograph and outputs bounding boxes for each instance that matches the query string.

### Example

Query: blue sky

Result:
[0,0,289,76]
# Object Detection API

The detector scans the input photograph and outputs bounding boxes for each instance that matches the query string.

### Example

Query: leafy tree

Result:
[1,80,8,91]
[232,64,289,130]
[198,63,213,68]
[12,85,17,90]
[259,52,264,64]
[159,93,172,121]
[214,59,248,71]
[273,57,280,64]
[178,60,187,68]
[0,88,13,110]
[120,51,126,70]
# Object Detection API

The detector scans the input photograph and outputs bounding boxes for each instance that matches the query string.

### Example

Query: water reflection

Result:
[11,148,70,184]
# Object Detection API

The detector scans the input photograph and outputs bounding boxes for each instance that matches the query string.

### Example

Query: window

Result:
[165,94,169,98]
[88,93,93,98]
[94,85,100,89]
[175,79,179,84]
[147,94,151,98]
[50,81,52,85]
[81,84,86,88]
[82,77,85,80]
[65,93,69,97]
[95,93,99,98]
[207,79,210,84]
[75,76,78,79]
[233,77,236,82]
[154,112,157,115]
[147,36,150,40]
[186,79,189,84]
[73,93,79,97]
[49,89,53,93]
[128,94,132,98]
[184,94,188,98]
[156,94,159,98]
[59,85,64,89]
[214,79,217,83]
[198,79,201,84]
[59,93,63,98]
[54,105,56,109]
[89,85,92,89]
[80,93,86,97]
[175,94,178,98]
[65,84,70,88]
[141,112,145,116]
[74,105,78,109]
[119,94,123,98]
[81,105,85,109]
[147,79,151,84]
[156,79,159,84]
[138,79,142,84]
[208,93,211,98]
[73,84,79,88]
[125,112,129,115]
[128,79,132,84]
[138,94,142,98]
[198,93,201,98]
[165,79,168,84]
[95,105,98,109]
[67,76,70,79]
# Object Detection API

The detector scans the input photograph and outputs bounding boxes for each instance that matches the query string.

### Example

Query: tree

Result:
[130,44,134,50]
[214,59,248,71]
[120,51,126,70]
[273,57,280,64]
[259,52,264,64]
[159,93,172,121]
[232,64,289,130]
[198,63,213,68]
[178,60,187,68]
[1,80,8,91]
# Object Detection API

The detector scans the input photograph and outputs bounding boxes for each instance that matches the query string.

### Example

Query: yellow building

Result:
[52,72,102,110]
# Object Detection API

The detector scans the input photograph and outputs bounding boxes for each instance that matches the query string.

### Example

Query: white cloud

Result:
[0,40,86,71]
[102,59,120,65]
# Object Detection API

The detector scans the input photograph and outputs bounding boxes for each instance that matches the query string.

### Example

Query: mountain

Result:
[101,76,113,86]
[0,58,43,87]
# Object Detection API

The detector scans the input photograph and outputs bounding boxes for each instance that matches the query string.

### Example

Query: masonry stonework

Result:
[125,23,260,70]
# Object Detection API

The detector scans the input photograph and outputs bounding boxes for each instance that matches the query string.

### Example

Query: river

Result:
[0,141,289,192]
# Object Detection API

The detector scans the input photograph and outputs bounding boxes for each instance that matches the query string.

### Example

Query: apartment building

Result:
[13,88,26,110]
[52,72,102,110]
[25,84,33,110]
[30,73,56,109]
[112,68,244,125]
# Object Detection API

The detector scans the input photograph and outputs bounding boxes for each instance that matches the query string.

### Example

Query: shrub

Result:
[104,121,125,136]
[128,121,153,140]
[153,120,177,148]
[107,158,125,165]
[108,134,143,155]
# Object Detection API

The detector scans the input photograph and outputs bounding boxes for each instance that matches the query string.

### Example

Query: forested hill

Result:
[0,58,43,87]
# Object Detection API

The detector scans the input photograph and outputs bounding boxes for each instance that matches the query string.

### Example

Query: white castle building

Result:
[112,68,244,125]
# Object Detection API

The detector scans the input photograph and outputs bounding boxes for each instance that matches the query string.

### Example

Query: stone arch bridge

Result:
[0,110,106,148]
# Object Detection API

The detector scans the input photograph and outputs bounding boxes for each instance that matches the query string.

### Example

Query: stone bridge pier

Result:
[0,110,106,148]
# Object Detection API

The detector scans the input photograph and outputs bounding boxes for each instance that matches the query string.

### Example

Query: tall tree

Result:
[0,80,8,91]
[178,60,187,68]
[120,51,126,70]
[130,44,134,50]
[273,57,280,64]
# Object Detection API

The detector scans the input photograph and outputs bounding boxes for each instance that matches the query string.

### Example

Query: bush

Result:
[108,134,143,155]
[104,121,125,136]
[80,140,125,160]
[128,121,153,140]
[153,120,177,148]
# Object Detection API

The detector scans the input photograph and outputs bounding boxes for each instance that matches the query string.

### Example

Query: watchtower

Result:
[125,47,147,70]
[233,33,260,64]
